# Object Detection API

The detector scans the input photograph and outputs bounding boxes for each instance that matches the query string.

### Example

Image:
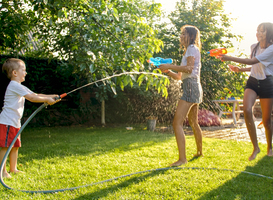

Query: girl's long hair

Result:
[251,22,273,58]
[180,25,201,54]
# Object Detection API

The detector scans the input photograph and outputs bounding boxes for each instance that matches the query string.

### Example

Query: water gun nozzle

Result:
[148,57,173,67]
[207,48,234,57]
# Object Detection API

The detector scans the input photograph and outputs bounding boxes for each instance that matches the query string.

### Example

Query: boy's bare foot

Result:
[170,159,188,167]
[10,169,24,174]
[248,148,260,161]
[267,149,273,157]
[2,172,11,178]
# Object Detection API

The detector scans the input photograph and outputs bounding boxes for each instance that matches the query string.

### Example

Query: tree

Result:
[0,0,36,55]
[0,0,169,98]
[154,0,248,111]
[26,0,169,100]
[24,0,170,125]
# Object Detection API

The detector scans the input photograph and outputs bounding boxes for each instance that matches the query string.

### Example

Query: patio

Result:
[156,118,267,144]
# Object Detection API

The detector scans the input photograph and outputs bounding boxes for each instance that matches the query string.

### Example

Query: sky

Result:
[154,0,273,56]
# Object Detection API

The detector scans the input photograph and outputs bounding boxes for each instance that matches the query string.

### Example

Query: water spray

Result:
[1,71,272,194]
[0,71,168,193]
[55,71,168,100]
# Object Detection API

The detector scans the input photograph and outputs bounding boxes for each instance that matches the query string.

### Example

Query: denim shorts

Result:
[245,76,273,98]
[181,77,203,103]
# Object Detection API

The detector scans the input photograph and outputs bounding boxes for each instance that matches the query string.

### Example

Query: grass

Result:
[1,125,273,199]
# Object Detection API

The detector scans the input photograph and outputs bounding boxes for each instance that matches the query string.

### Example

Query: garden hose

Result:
[1,71,273,194]
[0,105,273,194]
[0,103,46,192]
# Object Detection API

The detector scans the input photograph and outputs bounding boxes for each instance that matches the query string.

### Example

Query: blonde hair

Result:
[2,58,25,79]
[180,25,201,53]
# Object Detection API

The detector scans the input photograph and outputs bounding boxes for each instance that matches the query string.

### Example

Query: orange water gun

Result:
[207,48,235,57]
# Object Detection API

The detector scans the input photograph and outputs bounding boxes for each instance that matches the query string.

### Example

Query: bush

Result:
[184,109,221,127]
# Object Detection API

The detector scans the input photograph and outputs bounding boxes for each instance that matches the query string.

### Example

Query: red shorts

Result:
[0,124,21,148]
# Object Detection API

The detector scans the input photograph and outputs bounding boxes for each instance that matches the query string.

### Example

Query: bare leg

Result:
[170,100,193,166]
[0,147,11,178]
[243,89,260,161]
[9,147,23,174]
[188,104,203,157]
[260,98,273,157]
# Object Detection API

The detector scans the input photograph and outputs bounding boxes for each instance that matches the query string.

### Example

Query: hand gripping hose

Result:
[1,72,273,193]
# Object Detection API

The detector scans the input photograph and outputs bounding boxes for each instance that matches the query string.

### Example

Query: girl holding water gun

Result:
[159,25,203,166]
[219,22,273,161]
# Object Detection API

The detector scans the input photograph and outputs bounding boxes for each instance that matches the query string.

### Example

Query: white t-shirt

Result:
[250,44,273,80]
[180,44,202,80]
[0,81,33,128]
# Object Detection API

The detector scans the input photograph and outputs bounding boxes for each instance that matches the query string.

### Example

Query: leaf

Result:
[58,10,63,18]
[112,8,119,21]
[123,75,131,87]
[80,63,86,71]
[63,9,68,18]
[89,64,96,73]
[130,74,136,82]
[164,77,169,86]
[110,85,117,95]
[137,74,145,86]
[49,18,53,26]
[119,81,124,91]
[71,45,78,51]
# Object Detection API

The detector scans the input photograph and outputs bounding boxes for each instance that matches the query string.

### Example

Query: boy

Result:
[0,58,60,178]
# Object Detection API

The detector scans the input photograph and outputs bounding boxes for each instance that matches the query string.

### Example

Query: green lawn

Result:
[1,125,273,200]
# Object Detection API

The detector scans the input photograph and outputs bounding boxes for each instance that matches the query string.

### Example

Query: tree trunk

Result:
[101,100,105,126]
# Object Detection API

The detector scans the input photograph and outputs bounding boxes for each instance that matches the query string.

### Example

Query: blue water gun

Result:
[148,57,173,67]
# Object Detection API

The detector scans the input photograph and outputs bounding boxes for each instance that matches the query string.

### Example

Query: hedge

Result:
[0,55,184,127]
[0,55,85,126]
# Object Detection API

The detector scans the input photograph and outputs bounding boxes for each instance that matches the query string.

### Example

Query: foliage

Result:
[154,0,248,111]
[0,0,36,55]
[28,0,169,100]
[0,0,250,125]
[1,126,273,199]
[0,0,169,105]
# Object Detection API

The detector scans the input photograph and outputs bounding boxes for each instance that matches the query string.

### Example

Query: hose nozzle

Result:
[59,93,67,98]
[53,93,67,100]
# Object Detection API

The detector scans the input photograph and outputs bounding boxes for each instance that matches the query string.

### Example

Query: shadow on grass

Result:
[13,126,273,198]
[197,156,273,199]
[71,156,273,199]
[19,126,174,163]
[188,156,202,162]
[73,169,173,200]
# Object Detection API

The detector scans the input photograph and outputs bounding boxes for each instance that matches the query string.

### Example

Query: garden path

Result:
[157,118,267,144]
[197,118,266,144]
